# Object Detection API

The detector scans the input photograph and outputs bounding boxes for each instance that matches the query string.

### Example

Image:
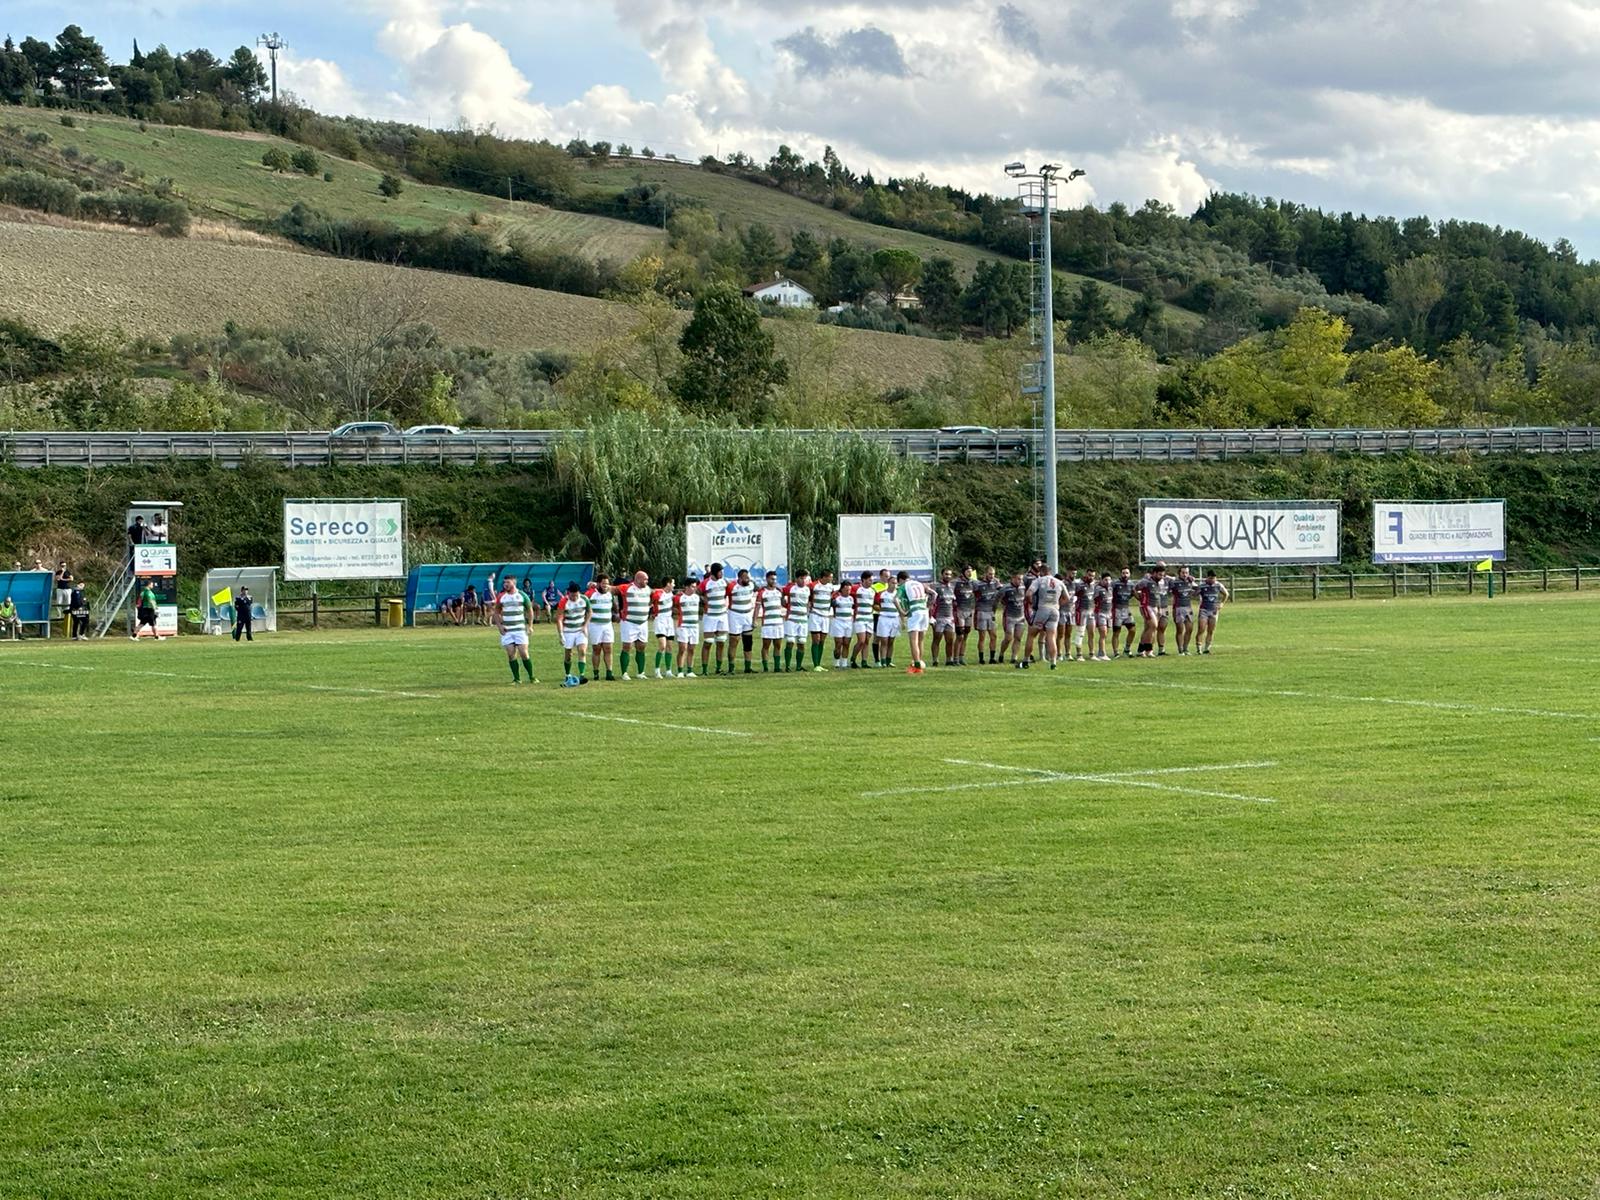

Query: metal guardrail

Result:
[3,426,1599,469]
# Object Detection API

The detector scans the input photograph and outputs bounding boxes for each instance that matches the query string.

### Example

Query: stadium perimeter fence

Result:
[1210,563,1600,603]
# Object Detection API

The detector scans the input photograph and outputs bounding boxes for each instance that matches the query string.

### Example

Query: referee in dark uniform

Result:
[232,587,255,642]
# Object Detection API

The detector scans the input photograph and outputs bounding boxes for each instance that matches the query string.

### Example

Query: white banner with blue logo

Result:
[1372,500,1505,563]
[1140,499,1340,565]
[284,499,406,581]
[838,513,936,582]
[687,516,790,584]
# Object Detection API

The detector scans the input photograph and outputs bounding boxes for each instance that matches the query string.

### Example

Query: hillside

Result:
[0,221,974,389]
[0,109,665,261]
[575,157,1199,325]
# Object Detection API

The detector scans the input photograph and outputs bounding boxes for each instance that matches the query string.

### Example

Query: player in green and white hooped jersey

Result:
[617,569,653,679]
[557,581,590,685]
[782,571,812,672]
[851,571,876,667]
[651,577,677,676]
[674,581,701,676]
[727,567,758,674]
[899,571,929,673]
[495,576,535,684]
[808,570,836,670]
[873,570,903,668]
[757,571,786,671]
[699,563,732,676]
[586,572,617,680]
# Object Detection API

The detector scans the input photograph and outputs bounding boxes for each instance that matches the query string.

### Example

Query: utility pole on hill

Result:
[257,32,286,105]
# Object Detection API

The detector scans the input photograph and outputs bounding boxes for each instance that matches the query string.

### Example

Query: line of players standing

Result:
[496,558,1230,685]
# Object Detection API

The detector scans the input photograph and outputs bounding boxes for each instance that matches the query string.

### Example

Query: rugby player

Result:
[900,570,929,673]
[1152,560,1172,655]
[1067,568,1092,662]
[952,567,976,665]
[727,567,757,674]
[758,571,786,671]
[998,570,1028,663]
[874,572,902,668]
[972,567,1000,663]
[494,575,535,684]
[930,569,957,667]
[699,563,732,676]
[783,570,813,672]
[1169,565,1196,655]
[556,580,590,686]
[1134,564,1165,659]
[674,578,701,676]
[1093,571,1113,660]
[586,572,617,680]
[652,576,677,676]
[1111,567,1137,657]
[1024,568,1067,668]
[808,570,835,670]
[1196,569,1229,654]
[615,570,653,680]
[852,570,876,667]
[828,572,856,668]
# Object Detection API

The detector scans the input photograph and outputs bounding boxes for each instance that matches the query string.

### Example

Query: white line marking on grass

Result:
[302,684,443,700]
[0,660,439,699]
[1069,676,1597,722]
[566,711,754,737]
[864,759,1279,804]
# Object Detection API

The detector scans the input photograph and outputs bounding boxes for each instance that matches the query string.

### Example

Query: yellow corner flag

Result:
[1474,559,1493,572]
[211,586,233,606]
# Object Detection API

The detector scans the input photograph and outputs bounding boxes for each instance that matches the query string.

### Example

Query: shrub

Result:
[261,147,293,173]
[0,169,81,216]
[61,146,81,161]
[137,121,148,133]
[291,147,320,176]
[378,173,403,198]
[106,160,125,175]
[59,115,76,128]
[24,131,50,147]
[322,171,333,182]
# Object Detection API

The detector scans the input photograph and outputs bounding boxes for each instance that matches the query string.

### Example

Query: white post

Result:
[1039,170,1059,575]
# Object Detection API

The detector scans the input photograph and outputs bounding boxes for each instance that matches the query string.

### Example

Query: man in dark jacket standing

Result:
[69,582,89,640]
[233,587,255,642]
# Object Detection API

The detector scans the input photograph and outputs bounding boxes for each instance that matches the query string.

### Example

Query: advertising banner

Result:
[284,500,406,581]
[1372,500,1506,563]
[838,514,936,581]
[1140,499,1341,565]
[131,542,178,637]
[686,516,790,584]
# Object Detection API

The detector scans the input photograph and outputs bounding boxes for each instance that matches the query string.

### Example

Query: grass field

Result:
[4,591,1599,1197]
[0,221,973,389]
[0,109,664,261]
[577,158,1203,328]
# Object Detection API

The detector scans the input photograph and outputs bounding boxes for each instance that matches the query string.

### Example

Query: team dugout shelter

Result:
[405,562,595,626]
[0,569,55,636]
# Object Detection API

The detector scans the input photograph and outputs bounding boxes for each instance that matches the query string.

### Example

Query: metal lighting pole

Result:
[1005,161,1084,575]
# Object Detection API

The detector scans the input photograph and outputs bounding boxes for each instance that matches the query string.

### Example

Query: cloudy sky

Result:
[15,0,1600,254]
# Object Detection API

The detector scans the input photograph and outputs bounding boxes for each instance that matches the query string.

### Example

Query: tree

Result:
[225,46,268,103]
[917,257,963,331]
[0,39,31,101]
[175,48,222,96]
[873,248,922,305]
[19,37,54,93]
[828,244,879,306]
[962,261,1029,336]
[616,143,633,158]
[379,173,404,198]
[1067,280,1116,341]
[115,66,163,111]
[589,141,612,163]
[142,44,179,98]
[671,283,788,423]
[740,223,781,280]
[1122,289,1166,347]
[52,25,108,100]
[641,146,656,159]
[1385,255,1447,346]
[291,147,320,176]
[784,230,822,276]
[262,147,293,173]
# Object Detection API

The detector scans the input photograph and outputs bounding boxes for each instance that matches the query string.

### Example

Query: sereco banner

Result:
[1372,500,1506,563]
[1140,499,1341,565]
[284,499,406,581]
[838,514,936,581]
[686,516,790,584]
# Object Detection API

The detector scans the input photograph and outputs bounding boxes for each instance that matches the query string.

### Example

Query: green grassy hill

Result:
[0,109,665,261]
[577,157,1200,327]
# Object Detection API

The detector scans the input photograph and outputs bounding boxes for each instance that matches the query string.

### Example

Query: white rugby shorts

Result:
[676,626,700,644]
[762,621,785,640]
[905,610,929,633]
[728,611,753,635]
[808,612,829,634]
[875,614,901,638]
[830,616,853,639]
[619,619,647,644]
[561,629,588,650]
[588,622,615,645]
[784,619,808,642]
[500,630,529,648]
[703,613,729,634]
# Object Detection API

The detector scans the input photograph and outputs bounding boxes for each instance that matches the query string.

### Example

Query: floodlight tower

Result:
[1006,160,1085,575]
[257,32,286,105]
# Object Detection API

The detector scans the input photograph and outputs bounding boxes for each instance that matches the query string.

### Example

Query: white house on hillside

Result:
[743,275,815,309]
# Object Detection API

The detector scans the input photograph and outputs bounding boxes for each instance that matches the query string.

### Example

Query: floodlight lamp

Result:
[1004,161,1026,176]
[1066,168,1086,182]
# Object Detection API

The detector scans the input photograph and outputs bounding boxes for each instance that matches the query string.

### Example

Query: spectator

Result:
[233,587,254,643]
[127,516,147,566]
[0,595,20,639]
[69,581,89,640]
[542,580,560,622]
[54,561,74,613]
[463,584,481,625]
[485,575,498,625]
[9,560,19,572]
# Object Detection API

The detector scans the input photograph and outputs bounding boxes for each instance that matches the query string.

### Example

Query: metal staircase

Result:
[91,560,136,638]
